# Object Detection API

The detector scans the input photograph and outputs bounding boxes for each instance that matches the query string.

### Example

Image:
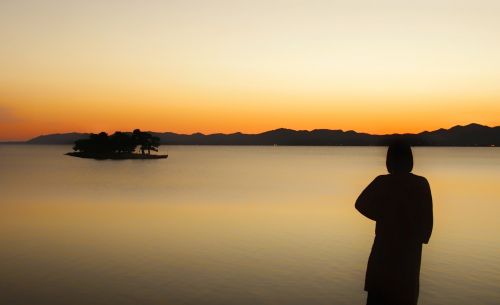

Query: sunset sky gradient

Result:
[1,0,500,140]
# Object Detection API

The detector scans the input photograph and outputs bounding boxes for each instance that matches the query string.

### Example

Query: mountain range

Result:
[21,123,499,147]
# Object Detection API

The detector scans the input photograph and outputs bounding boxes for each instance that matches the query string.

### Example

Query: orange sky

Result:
[1,0,500,140]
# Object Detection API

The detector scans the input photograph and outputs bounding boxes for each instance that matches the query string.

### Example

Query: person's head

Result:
[386,140,413,174]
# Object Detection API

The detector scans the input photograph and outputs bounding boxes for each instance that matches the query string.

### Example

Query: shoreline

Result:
[65,152,168,160]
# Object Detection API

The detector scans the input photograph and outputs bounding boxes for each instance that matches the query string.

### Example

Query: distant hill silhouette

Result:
[28,132,89,145]
[24,123,500,146]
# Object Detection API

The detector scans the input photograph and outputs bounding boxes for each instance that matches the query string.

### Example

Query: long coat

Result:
[356,173,433,305]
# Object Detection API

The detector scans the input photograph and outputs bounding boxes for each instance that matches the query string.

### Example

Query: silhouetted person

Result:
[356,141,433,305]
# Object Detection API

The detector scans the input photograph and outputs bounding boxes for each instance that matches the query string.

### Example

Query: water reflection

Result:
[0,145,499,305]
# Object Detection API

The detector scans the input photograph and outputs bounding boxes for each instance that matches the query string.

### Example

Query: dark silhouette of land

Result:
[356,141,433,305]
[22,123,500,146]
[66,129,167,160]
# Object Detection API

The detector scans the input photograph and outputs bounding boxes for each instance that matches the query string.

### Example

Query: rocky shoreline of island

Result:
[66,152,167,160]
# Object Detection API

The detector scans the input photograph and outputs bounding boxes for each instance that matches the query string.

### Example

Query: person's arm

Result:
[355,176,382,221]
[421,178,433,244]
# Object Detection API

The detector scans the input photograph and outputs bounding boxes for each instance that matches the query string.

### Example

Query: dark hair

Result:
[386,140,413,174]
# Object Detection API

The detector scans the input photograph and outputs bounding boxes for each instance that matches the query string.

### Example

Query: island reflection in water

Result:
[0,145,499,305]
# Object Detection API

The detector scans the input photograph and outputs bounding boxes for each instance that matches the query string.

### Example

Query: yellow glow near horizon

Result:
[1,0,500,140]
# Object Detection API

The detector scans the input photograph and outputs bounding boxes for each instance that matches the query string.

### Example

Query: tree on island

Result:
[133,129,160,155]
[111,131,137,153]
[71,130,162,158]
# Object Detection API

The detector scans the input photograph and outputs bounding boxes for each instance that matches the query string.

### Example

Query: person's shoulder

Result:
[373,174,390,182]
[410,173,430,186]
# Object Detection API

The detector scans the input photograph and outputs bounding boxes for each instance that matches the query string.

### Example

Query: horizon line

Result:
[2,122,498,143]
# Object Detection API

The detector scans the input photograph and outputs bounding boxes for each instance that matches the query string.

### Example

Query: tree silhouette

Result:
[133,129,160,155]
[73,129,160,156]
[111,131,137,153]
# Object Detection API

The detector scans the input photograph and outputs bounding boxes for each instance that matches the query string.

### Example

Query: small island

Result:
[66,129,168,160]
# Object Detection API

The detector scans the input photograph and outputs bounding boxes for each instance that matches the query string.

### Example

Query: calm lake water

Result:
[0,145,499,305]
